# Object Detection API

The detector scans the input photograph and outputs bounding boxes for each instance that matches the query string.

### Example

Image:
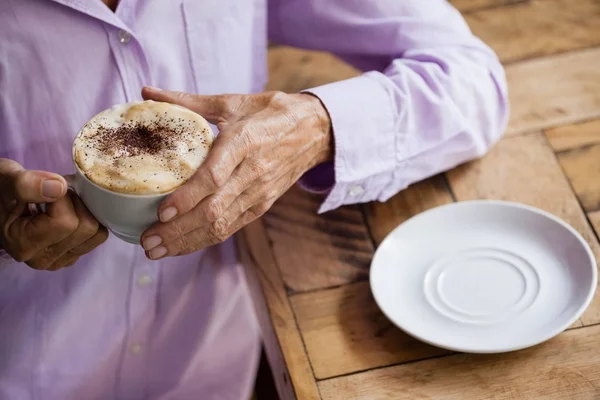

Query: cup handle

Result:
[63,174,78,193]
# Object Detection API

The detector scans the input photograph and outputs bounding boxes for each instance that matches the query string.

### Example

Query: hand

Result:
[0,159,109,270]
[140,87,333,259]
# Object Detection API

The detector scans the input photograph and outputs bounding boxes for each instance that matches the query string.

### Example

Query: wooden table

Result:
[241,1,600,398]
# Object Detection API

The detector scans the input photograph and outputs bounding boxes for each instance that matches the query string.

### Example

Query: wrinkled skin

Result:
[140,87,333,260]
[0,159,109,271]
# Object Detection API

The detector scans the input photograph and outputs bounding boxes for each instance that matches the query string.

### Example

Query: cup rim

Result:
[71,162,175,199]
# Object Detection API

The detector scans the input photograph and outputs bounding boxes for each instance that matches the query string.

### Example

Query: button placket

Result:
[118,29,131,44]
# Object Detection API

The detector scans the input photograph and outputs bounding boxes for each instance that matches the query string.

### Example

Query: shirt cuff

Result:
[301,73,400,213]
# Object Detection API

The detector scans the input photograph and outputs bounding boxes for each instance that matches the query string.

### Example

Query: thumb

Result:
[141,86,229,123]
[3,168,67,203]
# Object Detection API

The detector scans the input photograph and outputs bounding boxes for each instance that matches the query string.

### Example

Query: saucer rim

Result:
[369,199,598,353]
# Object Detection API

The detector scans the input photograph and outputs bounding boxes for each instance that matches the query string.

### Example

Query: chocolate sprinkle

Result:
[95,123,176,158]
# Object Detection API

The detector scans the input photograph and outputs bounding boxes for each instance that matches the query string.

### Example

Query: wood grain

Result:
[290,282,450,380]
[238,221,320,400]
[588,211,600,239]
[263,186,374,293]
[546,119,600,152]
[364,175,454,246]
[465,0,600,64]
[450,0,526,13]
[318,325,600,400]
[505,48,600,136]
[556,144,600,212]
[447,133,600,326]
[266,46,359,93]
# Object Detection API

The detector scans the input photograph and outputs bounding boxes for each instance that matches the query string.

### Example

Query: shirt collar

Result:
[48,0,129,31]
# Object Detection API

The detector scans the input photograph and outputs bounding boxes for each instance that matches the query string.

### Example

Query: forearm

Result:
[270,0,509,212]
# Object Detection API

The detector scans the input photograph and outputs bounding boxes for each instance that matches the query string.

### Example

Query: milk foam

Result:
[73,101,213,195]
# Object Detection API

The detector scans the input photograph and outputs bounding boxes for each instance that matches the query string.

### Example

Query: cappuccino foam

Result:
[74,101,213,194]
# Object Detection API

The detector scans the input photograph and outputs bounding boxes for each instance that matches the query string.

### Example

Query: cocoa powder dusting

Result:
[96,123,177,159]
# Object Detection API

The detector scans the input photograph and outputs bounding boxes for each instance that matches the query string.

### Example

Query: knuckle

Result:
[97,227,109,244]
[11,244,35,263]
[207,165,227,189]
[56,215,79,234]
[64,257,79,268]
[267,91,287,109]
[253,202,271,217]
[157,222,185,244]
[205,198,224,222]
[264,187,279,202]
[27,257,50,270]
[170,222,187,241]
[78,216,99,237]
[209,219,228,243]
[11,251,29,263]
[174,234,190,254]
[250,160,269,179]
[176,91,193,104]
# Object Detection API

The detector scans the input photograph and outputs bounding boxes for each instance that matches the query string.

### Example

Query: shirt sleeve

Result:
[268,0,509,213]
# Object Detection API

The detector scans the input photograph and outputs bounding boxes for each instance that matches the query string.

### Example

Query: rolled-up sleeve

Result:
[268,0,509,213]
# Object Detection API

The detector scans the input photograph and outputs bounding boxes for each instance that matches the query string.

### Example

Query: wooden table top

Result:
[241,1,600,398]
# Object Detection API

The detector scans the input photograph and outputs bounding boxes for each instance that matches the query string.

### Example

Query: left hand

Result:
[140,87,332,260]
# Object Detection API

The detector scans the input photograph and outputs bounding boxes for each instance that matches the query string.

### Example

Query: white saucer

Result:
[370,200,597,353]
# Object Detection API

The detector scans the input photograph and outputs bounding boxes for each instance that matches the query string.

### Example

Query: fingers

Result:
[2,170,67,205]
[142,169,251,248]
[145,178,283,260]
[45,194,105,259]
[141,87,231,123]
[146,206,260,260]
[6,194,107,271]
[69,226,109,256]
[6,195,77,260]
[156,123,248,222]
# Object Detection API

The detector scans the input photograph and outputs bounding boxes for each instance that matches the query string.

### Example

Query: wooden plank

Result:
[267,46,359,94]
[364,175,454,246]
[506,48,600,136]
[557,144,600,212]
[546,119,600,152]
[290,281,451,380]
[450,0,526,13]
[465,0,600,64]
[263,186,374,293]
[318,324,600,400]
[588,211,600,239]
[447,133,600,326]
[238,221,320,400]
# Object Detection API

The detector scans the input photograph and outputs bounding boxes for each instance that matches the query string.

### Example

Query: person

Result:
[0,0,508,398]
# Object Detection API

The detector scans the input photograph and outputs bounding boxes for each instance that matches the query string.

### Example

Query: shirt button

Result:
[348,185,364,197]
[118,30,131,44]
[130,343,143,355]
[137,274,152,287]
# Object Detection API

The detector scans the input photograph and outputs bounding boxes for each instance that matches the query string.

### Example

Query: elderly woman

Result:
[0,0,507,398]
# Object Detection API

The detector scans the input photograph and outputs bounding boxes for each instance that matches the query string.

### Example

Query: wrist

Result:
[297,93,334,166]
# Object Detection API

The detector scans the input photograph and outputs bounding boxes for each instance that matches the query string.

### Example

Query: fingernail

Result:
[142,235,162,250]
[42,179,65,199]
[145,86,162,93]
[149,246,167,260]
[160,207,178,222]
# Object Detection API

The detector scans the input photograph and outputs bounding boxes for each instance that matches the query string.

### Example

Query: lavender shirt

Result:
[0,1,508,399]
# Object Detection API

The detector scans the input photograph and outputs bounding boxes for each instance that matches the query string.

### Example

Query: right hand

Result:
[0,159,108,271]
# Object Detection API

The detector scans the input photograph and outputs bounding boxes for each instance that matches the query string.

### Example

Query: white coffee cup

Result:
[64,163,169,245]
